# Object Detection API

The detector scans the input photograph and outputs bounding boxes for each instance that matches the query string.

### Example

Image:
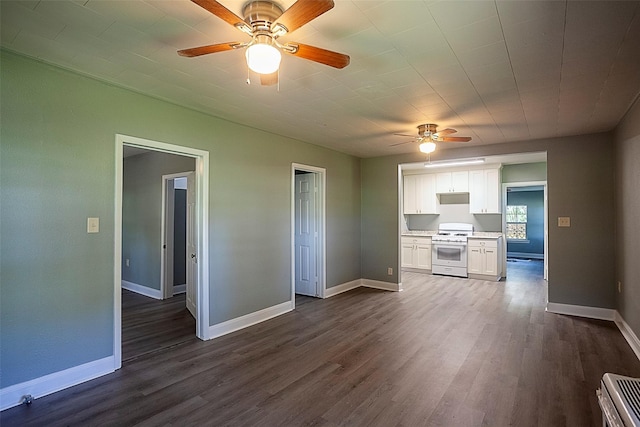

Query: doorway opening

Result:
[502,181,548,282]
[114,134,210,370]
[291,164,326,303]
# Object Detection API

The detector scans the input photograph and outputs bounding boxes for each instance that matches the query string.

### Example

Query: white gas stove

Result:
[431,223,473,277]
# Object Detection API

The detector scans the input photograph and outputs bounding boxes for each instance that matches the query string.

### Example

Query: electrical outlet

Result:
[387,267,393,276]
[618,281,622,293]
[126,259,130,267]
[558,216,571,227]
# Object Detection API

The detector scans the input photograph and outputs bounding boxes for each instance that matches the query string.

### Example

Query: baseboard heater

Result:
[597,373,640,426]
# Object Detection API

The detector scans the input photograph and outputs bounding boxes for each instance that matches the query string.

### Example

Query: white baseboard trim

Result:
[615,311,640,362]
[362,279,402,292]
[0,356,115,411]
[208,300,293,340]
[507,252,544,259]
[173,284,186,295]
[324,279,362,298]
[546,302,616,321]
[121,280,162,300]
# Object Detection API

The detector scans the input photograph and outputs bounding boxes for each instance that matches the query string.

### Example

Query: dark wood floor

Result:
[3,261,640,426]
[122,289,196,362]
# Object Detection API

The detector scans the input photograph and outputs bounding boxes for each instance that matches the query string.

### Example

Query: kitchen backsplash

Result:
[405,203,502,232]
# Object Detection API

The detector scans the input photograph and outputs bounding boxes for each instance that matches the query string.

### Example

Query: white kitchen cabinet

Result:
[467,238,502,281]
[469,168,501,213]
[403,174,438,214]
[401,237,431,270]
[436,171,469,193]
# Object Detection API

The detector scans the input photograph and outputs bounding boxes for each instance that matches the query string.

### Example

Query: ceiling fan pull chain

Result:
[246,66,251,85]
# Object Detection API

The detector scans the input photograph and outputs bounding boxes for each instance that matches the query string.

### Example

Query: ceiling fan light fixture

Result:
[245,42,281,74]
[419,141,436,153]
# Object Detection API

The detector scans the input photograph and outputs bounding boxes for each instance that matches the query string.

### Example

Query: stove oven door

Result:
[432,243,467,268]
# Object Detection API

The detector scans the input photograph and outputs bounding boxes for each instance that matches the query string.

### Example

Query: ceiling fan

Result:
[392,124,472,153]
[178,0,350,85]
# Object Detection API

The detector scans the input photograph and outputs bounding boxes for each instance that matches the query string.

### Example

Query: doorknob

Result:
[190,253,196,258]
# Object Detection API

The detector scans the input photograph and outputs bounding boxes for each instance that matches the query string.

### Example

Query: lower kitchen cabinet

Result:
[468,238,502,281]
[401,237,431,270]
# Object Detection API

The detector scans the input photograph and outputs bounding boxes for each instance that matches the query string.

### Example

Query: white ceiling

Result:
[2,0,639,158]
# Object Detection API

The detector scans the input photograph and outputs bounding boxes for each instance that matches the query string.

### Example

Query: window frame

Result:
[506,205,529,242]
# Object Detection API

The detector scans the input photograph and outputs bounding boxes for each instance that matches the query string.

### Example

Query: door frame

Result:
[291,163,326,304]
[114,134,210,370]
[501,180,548,281]
[161,173,191,300]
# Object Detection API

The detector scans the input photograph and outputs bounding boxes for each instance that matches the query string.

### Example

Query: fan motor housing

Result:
[418,124,438,135]
[243,1,283,30]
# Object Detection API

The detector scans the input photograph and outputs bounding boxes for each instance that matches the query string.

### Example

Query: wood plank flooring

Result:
[121,289,196,362]
[3,261,640,426]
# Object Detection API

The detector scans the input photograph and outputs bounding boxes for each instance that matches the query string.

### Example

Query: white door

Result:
[185,172,197,318]
[295,173,317,296]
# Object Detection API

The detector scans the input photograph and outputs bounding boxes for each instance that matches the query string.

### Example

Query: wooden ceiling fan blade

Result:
[272,0,334,34]
[440,136,472,142]
[178,42,241,57]
[260,71,278,86]
[283,42,350,68]
[191,0,247,28]
[436,128,457,136]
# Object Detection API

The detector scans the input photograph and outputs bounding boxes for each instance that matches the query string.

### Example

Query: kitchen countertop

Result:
[401,230,437,237]
[468,232,503,239]
[402,230,503,238]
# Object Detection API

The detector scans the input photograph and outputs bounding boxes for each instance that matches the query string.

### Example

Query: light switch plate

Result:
[87,217,100,233]
[558,216,571,227]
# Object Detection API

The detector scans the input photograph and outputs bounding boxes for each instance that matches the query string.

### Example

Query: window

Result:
[506,205,527,240]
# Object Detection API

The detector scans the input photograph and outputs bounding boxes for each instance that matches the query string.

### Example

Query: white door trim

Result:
[161,172,192,300]
[291,163,326,304]
[115,134,210,370]
[501,180,548,281]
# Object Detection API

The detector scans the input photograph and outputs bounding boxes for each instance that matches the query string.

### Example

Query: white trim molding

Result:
[115,133,210,363]
[208,301,293,340]
[507,252,544,260]
[324,279,402,298]
[546,302,616,321]
[324,279,362,298]
[0,356,114,411]
[615,311,640,362]
[121,280,162,300]
[362,279,402,292]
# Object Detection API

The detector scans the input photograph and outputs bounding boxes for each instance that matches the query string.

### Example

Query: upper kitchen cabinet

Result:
[469,167,502,214]
[436,171,469,193]
[403,174,438,214]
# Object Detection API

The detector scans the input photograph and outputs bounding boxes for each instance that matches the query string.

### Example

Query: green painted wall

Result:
[614,98,640,339]
[0,51,361,388]
[122,152,195,290]
[502,162,547,183]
